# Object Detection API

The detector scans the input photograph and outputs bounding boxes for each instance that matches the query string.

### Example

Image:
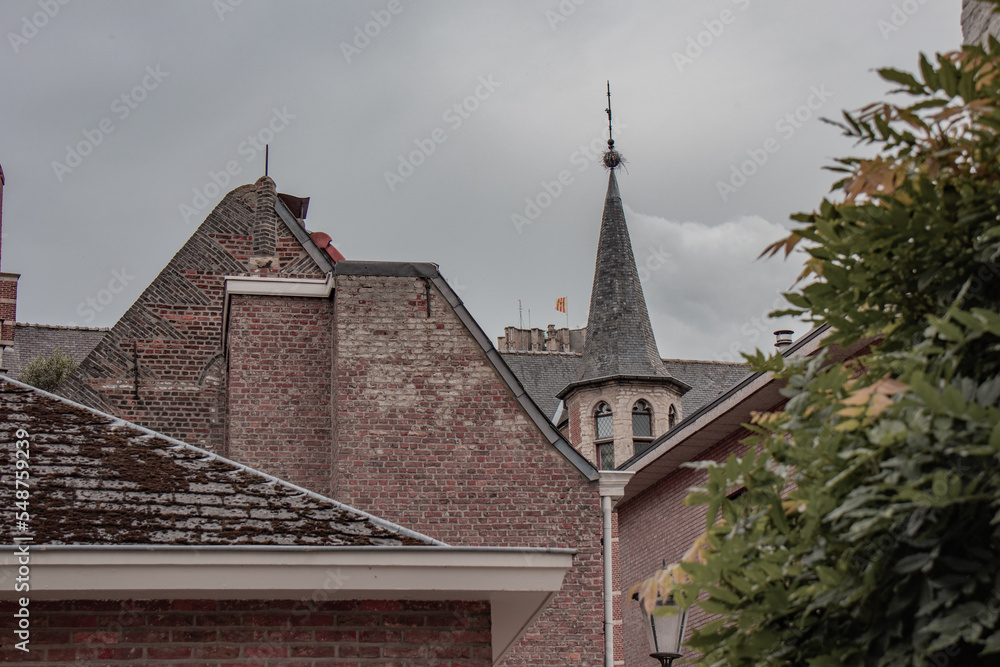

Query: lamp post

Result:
[642,595,688,667]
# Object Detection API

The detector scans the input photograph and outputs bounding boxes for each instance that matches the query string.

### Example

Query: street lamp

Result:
[642,595,688,667]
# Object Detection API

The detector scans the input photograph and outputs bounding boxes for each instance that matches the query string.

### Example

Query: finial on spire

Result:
[603,81,623,170]
[265,145,269,177]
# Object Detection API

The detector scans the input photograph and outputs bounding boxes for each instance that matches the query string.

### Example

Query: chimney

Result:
[0,163,20,373]
[249,175,280,272]
[0,162,4,268]
[774,329,794,353]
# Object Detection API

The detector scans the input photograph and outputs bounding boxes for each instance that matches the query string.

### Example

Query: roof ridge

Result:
[0,374,445,547]
[661,357,748,366]
[499,351,583,357]
[15,322,110,331]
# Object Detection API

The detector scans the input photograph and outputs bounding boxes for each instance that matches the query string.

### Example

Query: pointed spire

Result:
[574,168,667,382]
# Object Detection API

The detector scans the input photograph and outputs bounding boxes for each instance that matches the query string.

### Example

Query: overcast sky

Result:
[0,1,963,362]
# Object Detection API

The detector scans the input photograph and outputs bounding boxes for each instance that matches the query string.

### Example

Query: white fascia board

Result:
[224,273,335,298]
[1,545,572,667]
[0,545,573,600]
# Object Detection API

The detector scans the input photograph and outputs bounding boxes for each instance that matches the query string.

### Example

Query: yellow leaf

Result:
[782,499,807,515]
[835,419,861,432]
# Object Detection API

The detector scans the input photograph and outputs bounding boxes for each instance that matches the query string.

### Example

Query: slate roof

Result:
[501,351,748,422]
[0,377,438,547]
[575,170,671,382]
[502,353,584,421]
[661,359,751,415]
[4,323,108,378]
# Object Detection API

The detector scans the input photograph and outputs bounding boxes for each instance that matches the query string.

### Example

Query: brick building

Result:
[6,169,629,665]
[0,149,790,665]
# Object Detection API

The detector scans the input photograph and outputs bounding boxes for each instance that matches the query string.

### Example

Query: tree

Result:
[17,348,78,393]
[634,39,1000,667]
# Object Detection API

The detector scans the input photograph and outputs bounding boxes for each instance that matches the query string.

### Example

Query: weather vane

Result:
[603,81,623,169]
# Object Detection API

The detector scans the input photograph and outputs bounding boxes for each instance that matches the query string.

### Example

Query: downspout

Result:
[598,471,634,667]
[602,494,614,667]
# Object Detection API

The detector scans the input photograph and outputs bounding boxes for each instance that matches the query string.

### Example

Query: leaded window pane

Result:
[633,439,653,457]
[599,443,615,469]
[595,403,614,440]
[632,401,652,438]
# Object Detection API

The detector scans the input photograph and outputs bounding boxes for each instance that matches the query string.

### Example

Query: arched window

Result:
[632,400,653,456]
[668,404,678,429]
[632,400,652,438]
[594,402,615,469]
[594,402,614,440]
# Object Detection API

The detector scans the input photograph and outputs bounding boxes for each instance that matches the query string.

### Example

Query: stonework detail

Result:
[498,324,586,353]
[564,379,683,469]
[963,0,1000,45]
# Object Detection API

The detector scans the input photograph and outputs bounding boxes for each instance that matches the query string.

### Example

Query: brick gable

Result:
[59,184,326,453]
[224,269,607,666]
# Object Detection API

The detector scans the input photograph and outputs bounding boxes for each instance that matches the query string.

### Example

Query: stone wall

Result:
[564,379,683,470]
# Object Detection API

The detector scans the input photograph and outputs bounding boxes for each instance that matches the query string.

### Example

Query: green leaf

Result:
[879,68,924,92]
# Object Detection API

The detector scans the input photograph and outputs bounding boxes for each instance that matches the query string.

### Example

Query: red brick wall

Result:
[617,426,751,667]
[215,270,607,664]
[226,294,334,491]
[0,598,490,665]
[322,273,605,666]
[0,274,17,345]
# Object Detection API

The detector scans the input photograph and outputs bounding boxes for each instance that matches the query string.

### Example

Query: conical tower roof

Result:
[574,169,668,382]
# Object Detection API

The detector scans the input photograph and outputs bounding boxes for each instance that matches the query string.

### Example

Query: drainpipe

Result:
[598,471,634,667]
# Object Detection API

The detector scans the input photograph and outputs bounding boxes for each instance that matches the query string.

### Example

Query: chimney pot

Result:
[774,329,794,352]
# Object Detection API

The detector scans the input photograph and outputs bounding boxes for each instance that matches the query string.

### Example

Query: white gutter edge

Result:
[0,545,573,598]
[223,273,335,297]
[598,470,634,500]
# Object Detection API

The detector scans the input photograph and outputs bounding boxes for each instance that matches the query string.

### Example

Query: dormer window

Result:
[594,402,614,469]
[632,400,653,456]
